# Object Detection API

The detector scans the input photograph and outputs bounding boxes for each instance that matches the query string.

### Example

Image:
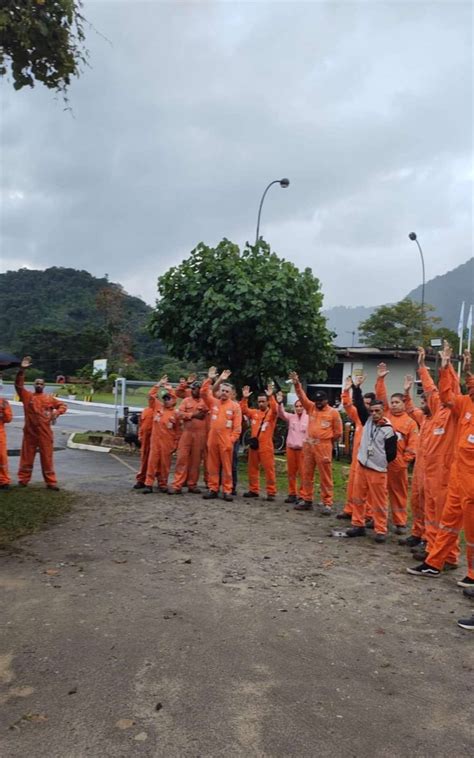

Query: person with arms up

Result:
[375,363,419,533]
[169,380,208,494]
[133,396,155,489]
[241,384,278,501]
[276,390,308,503]
[201,367,241,502]
[15,356,67,489]
[343,387,397,543]
[289,372,343,514]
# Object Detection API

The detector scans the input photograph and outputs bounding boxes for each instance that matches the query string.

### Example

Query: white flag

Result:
[457,301,465,338]
[467,304,473,350]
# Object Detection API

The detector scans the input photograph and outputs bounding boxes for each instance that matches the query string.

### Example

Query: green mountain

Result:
[0,267,164,377]
[323,258,473,343]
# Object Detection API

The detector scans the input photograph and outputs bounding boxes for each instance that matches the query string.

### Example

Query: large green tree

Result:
[15,325,108,378]
[359,299,457,349]
[0,0,88,93]
[149,239,335,388]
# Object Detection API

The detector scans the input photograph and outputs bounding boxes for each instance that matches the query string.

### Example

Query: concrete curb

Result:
[67,433,111,454]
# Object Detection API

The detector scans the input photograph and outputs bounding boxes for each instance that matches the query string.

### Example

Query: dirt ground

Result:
[0,450,473,757]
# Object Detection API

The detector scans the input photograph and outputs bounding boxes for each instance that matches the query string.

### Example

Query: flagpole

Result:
[457,301,465,377]
[467,304,473,354]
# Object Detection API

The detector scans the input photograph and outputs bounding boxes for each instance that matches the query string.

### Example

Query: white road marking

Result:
[110,454,137,473]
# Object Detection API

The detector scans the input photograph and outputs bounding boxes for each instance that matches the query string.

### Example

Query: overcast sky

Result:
[1,0,472,308]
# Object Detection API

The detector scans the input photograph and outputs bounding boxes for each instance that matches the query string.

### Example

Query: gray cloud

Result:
[1,0,472,308]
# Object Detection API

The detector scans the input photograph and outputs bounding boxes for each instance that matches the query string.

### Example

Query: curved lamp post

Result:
[255,178,290,245]
[409,232,426,341]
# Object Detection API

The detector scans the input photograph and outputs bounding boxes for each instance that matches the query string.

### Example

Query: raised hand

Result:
[376,362,389,378]
[208,366,218,380]
[21,355,32,369]
[242,385,252,399]
[343,375,352,391]
[439,341,452,368]
[403,374,414,394]
[289,371,299,384]
[265,383,274,397]
[417,346,425,367]
[276,390,284,403]
[186,373,197,384]
[157,374,168,387]
[220,369,232,381]
[353,374,366,387]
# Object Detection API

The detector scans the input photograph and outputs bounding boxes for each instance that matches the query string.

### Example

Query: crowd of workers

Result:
[0,346,472,630]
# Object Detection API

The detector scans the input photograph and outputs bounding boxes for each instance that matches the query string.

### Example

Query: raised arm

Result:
[352,382,369,426]
[403,374,424,427]
[374,363,389,411]
[289,371,314,414]
[276,390,291,423]
[213,369,232,397]
[15,356,32,402]
[240,386,258,420]
[341,376,359,424]
[0,400,13,424]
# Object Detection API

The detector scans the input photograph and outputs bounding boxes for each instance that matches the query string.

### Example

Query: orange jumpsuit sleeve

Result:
[331,408,343,440]
[374,376,389,411]
[294,381,314,415]
[418,365,439,415]
[268,394,279,420]
[200,378,212,396]
[15,369,31,403]
[403,420,419,463]
[51,397,67,416]
[240,398,258,421]
[231,403,242,444]
[174,380,190,399]
[342,389,358,424]
[438,367,459,412]
[447,362,461,395]
[0,400,13,423]
[403,392,424,427]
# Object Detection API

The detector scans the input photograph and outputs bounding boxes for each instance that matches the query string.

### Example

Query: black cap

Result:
[191,381,201,389]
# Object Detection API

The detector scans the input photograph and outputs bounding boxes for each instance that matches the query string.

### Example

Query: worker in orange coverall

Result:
[201,367,241,502]
[403,347,460,563]
[15,356,67,489]
[142,377,179,494]
[375,363,418,533]
[133,396,155,489]
[337,374,375,521]
[407,348,474,593]
[400,368,433,550]
[0,392,13,489]
[240,383,278,501]
[168,380,208,495]
[289,371,343,514]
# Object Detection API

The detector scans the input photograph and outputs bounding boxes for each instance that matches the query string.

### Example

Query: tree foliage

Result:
[359,299,457,349]
[149,239,335,388]
[0,0,88,93]
[14,325,108,377]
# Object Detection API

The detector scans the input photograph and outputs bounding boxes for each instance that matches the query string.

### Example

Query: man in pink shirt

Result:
[276,391,308,503]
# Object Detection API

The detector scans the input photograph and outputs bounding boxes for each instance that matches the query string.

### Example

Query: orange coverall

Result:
[0,397,13,486]
[416,365,458,557]
[294,382,343,506]
[135,404,154,485]
[430,368,474,579]
[202,389,241,495]
[342,387,363,516]
[15,370,67,486]
[240,396,278,496]
[144,389,179,489]
[403,388,431,541]
[376,377,418,527]
[172,395,208,491]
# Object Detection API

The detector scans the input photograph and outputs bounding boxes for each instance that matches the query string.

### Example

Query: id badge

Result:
[367,445,374,456]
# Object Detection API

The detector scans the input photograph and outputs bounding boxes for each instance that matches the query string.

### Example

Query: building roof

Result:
[335,347,436,361]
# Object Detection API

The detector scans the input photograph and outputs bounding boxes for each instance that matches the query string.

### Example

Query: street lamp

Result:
[255,178,290,245]
[409,232,426,342]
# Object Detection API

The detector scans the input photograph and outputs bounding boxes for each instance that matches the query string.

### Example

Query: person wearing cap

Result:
[142,378,180,494]
[168,380,208,494]
[201,367,241,502]
[289,372,343,514]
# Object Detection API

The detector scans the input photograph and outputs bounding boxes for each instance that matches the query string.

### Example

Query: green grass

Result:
[0,486,74,546]
[237,457,350,502]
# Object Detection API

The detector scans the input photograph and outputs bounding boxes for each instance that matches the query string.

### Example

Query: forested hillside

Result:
[0,267,165,378]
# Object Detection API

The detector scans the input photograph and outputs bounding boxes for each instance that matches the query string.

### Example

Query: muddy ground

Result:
[0,450,473,757]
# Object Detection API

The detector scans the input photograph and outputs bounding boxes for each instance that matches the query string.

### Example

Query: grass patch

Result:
[0,487,74,546]
[236,457,350,502]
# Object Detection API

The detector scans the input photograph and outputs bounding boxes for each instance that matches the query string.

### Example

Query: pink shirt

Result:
[277,403,309,449]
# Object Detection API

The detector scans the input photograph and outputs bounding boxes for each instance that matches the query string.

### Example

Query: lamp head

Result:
[279,178,290,188]
[408,232,417,241]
